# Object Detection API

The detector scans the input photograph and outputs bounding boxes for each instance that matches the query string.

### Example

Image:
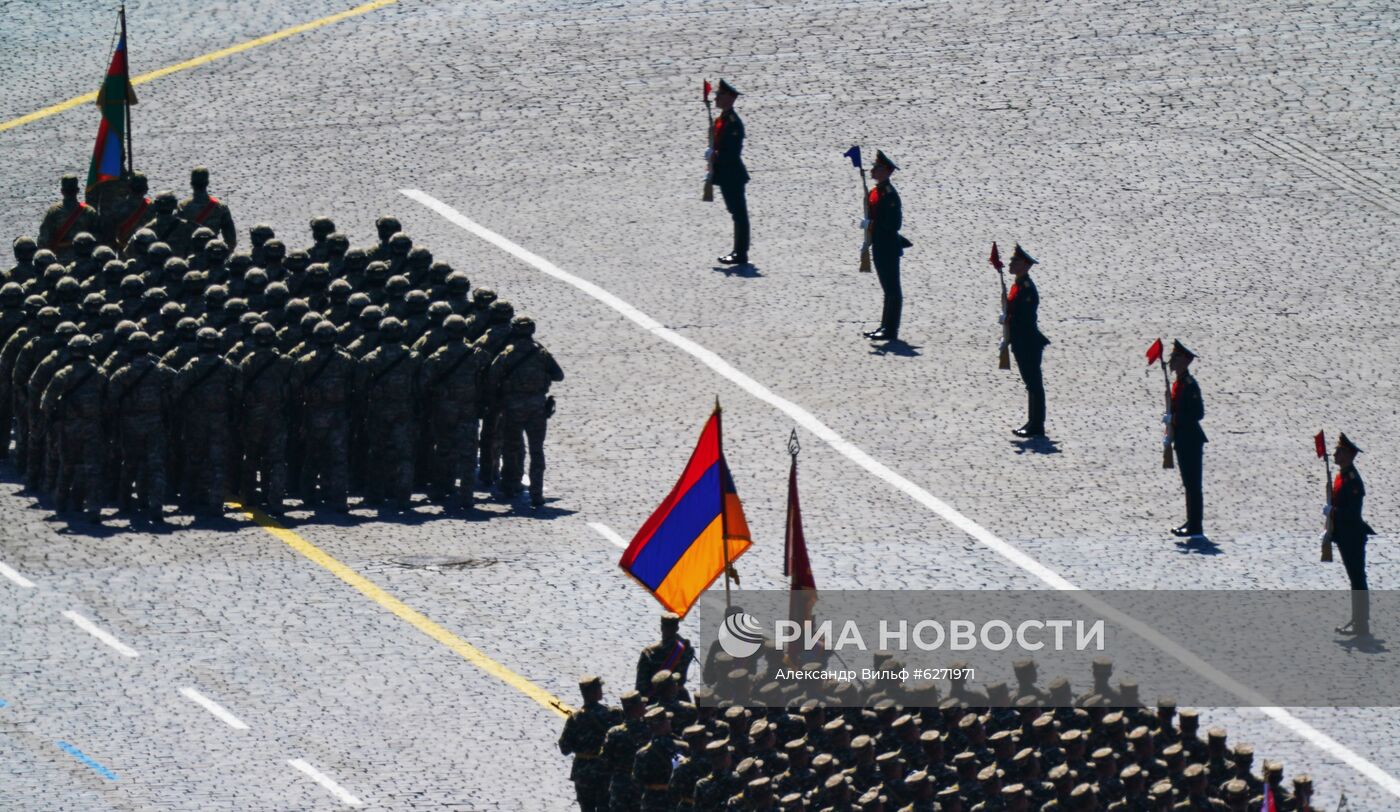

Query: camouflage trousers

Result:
[118,413,167,516]
[240,414,287,510]
[427,400,477,506]
[11,391,28,470]
[498,399,548,502]
[24,399,46,487]
[0,386,11,460]
[364,409,415,507]
[300,418,348,510]
[183,415,230,514]
[55,423,102,516]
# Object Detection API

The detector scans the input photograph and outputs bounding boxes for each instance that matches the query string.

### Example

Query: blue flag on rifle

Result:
[843,145,862,168]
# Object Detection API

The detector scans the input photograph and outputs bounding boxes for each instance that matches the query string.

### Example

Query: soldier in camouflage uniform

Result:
[116,274,145,321]
[419,315,487,508]
[248,224,275,267]
[560,676,621,812]
[8,236,41,286]
[102,172,152,251]
[341,246,368,290]
[475,299,516,486]
[141,192,195,258]
[361,261,390,306]
[366,215,401,263]
[78,293,105,332]
[604,691,648,812]
[142,244,175,288]
[88,259,125,299]
[171,328,241,515]
[633,707,687,812]
[306,217,336,263]
[24,321,82,490]
[224,312,265,364]
[302,263,333,313]
[284,249,312,297]
[39,335,104,519]
[354,317,421,510]
[402,289,431,341]
[464,287,497,342]
[335,294,371,348]
[105,331,174,522]
[54,277,83,324]
[444,271,472,317]
[203,239,232,288]
[89,304,125,362]
[226,253,254,300]
[258,240,288,285]
[291,322,355,511]
[3,307,61,472]
[237,323,294,512]
[412,300,454,357]
[382,275,412,320]
[67,232,102,284]
[385,232,413,280]
[38,175,101,263]
[178,167,236,249]
[188,227,216,271]
[0,284,27,458]
[324,279,354,325]
[488,316,563,507]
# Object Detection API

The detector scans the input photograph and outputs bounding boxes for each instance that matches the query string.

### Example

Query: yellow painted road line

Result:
[0,0,398,134]
[232,501,572,719]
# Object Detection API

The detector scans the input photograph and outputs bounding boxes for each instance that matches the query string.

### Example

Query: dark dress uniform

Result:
[1005,252,1049,435]
[709,82,750,264]
[1171,366,1207,536]
[560,698,622,812]
[866,153,910,340]
[1332,439,1375,634]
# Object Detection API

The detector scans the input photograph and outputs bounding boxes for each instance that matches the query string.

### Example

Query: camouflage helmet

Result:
[195,326,221,349]
[347,292,371,310]
[310,216,335,236]
[387,232,412,254]
[375,215,401,239]
[67,334,93,354]
[0,282,23,304]
[32,249,58,268]
[126,330,152,351]
[328,279,352,301]
[489,300,515,322]
[102,259,127,281]
[377,316,405,338]
[37,306,62,329]
[164,257,189,278]
[153,191,179,211]
[180,272,205,295]
[129,229,157,249]
[359,305,384,326]
[250,223,275,242]
[113,320,140,340]
[120,275,145,295]
[81,292,106,313]
[344,247,368,269]
[285,249,311,272]
[56,277,81,301]
[407,246,433,268]
[385,275,411,297]
[428,301,453,320]
[307,262,331,280]
[99,304,123,324]
[430,261,453,283]
[365,261,390,282]
[92,245,118,264]
[252,322,277,344]
[447,271,470,293]
[72,231,98,250]
[298,311,323,332]
[142,287,169,307]
[24,295,47,316]
[176,316,200,336]
[264,282,291,306]
[227,253,254,272]
[205,239,230,258]
[312,320,338,343]
[159,301,184,321]
[54,321,81,339]
[242,268,269,290]
[224,298,249,318]
[191,227,215,244]
[472,287,497,305]
[326,232,350,252]
[204,284,230,305]
[12,236,38,258]
[444,314,468,336]
[510,315,536,336]
[284,298,311,320]
[404,289,430,312]
[263,239,286,260]
[146,242,174,264]
[43,263,67,283]
[237,311,261,331]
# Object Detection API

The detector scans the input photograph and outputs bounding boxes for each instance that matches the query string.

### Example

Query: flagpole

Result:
[715,397,730,609]
[121,5,133,175]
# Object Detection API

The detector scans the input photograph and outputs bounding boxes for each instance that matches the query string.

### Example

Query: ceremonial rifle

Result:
[844,146,872,273]
[1148,338,1174,469]
[1317,430,1334,562]
[991,242,1010,369]
[702,80,715,202]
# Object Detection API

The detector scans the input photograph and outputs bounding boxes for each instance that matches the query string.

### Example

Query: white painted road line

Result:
[179,687,250,731]
[289,758,364,807]
[588,522,628,549]
[61,610,139,659]
[0,561,36,589]
[403,188,1400,802]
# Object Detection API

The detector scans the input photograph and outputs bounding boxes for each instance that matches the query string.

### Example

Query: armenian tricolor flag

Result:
[619,405,752,617]
[87,18,136,193]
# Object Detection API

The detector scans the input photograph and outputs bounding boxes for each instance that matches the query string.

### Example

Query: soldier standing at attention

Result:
[39,335,104,521]
[636,612,696,698]
[1005,244,1049,438]
[1329,433,1375,637]
[306,217,336,263]
[709,80,750,266]
[106,331,174,522]
[142,192,196,259]
[171,328,241,516]
[237,323,294,512]
[1167,340,1206,538]
[292,321,356,511]
[861,150,910,343]
[603,692,648,812]
[38,175,101,263]
[102,172,152,251]
[178,167,237,249]
[633,708,687,812]
[354,317,421,511]
[488,316,563,508]
[559,676,620,812]
[420,315,487,510]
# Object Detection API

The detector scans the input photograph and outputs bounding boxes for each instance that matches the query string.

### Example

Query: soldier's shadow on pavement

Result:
[1335,634,1389,655]
[710,263,763,278]
[1172,536,1223,556]
[1011,436,1060,455]
[869,339,922,358]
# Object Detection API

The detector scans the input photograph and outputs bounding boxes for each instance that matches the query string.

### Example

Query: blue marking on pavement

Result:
[0,697,8,708]
[55,741,118,781]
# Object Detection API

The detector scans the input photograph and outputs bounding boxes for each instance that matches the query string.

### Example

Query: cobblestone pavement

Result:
[2,0,1399,808]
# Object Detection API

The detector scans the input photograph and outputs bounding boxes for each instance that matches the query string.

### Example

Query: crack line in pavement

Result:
[401,188,1400,801]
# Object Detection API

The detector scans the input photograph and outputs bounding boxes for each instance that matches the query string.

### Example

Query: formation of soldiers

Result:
[560,615,1320,812]
[3,169,564,521]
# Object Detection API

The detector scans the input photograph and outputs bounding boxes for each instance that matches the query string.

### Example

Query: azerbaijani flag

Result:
[619,406,752,617]
[87,27,136,192]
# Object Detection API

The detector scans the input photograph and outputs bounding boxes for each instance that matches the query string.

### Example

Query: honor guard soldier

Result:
[102,172,152,251]
[1167,340,1206,537]
[860,150,911,342]
[38,175,101,263]
[559,675,620,812]
[709,80,750,266]
[637,612,696,698]
[1328,433,1375,637]
[1005,245,1049,437]
[178,167,237,249]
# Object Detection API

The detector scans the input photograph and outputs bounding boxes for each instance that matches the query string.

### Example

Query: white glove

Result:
[1161,413,1172,425]
[998,340,1008,352]
[1323,504,1332,517]
[998,313,1006,325]
[859,218,869,230]
[704,148,713,160]
[1162,436,1172,448]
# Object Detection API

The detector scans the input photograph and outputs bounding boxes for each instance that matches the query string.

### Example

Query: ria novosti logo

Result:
[717,612,765,658]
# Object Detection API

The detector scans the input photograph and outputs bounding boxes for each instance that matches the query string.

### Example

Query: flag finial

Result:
[788,429,800,458]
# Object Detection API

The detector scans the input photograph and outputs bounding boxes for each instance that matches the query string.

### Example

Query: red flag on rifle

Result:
[783,452,817,662]
[1146,338,1163,366]
[1315,430,1327,459]
[989,242,1003,271]
[703,79,712,101]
